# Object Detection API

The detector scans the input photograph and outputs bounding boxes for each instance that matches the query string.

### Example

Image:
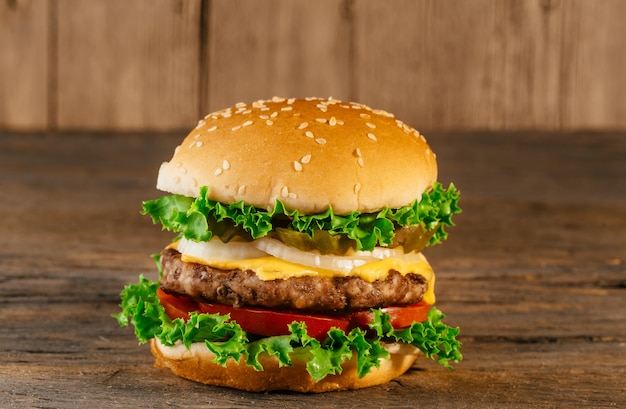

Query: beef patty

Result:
[159,248,428,312]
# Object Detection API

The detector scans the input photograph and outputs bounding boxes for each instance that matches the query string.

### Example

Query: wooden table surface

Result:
[1,131,624,408]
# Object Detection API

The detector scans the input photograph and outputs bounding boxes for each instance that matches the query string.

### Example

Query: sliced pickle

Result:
[391,223,439,253]
[272,227,356,255]
[210,218,438,254]
[207,216,254,242]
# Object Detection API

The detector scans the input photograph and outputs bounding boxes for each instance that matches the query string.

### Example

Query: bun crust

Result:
[157,97,437,215]
[150,339,420,393]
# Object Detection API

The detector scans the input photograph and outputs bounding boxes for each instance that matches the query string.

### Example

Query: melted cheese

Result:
[170,241,436,304]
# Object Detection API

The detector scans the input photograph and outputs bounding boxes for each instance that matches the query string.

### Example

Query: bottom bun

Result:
[150,338,420,392]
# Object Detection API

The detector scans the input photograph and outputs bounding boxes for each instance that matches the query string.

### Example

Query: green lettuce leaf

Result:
[369,307,463,368]
[245,334,294,370]
[141,182,461,252]
[114,276,462,382]
[112,275,164,342]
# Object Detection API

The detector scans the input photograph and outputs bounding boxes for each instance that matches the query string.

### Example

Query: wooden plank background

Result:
[1,0,626,132]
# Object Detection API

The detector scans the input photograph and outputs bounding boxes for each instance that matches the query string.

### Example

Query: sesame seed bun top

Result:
[156,97,438,215]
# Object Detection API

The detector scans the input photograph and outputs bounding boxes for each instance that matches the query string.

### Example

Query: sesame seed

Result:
[360,113,371,119]
[281,106,293,111]
[288,192,297,199]
[235,102,247,108]
[315,138,327,145]
[231,125,241,131]
[353,148,362,157]
[243,120,253,127]
[238,185,247,195]
[367,133,377,141]
[281,186,289,198]
[315,118,326,123]
[373,109,394,118]
[294,161,303,171]
[270,112,278,118]
[305,131,314,138]
[207,125,217,132]
[351,105,362,109]
[195,141,203,147]
[196,119,206,128]
[365,122,376,129]
[337,119,345,125]
[260,107,270,111]
[354,183,361,194]
[252,100,265,108]
[329,116,337,126]
[242,109,252,115]
[287,98,296,104]
[223,160,230,170]
[357,158,364,167]
[260,115,269,119]
[298,122,309,129]
[215,168,223,176]
[266,120,273,126]
[301,154,311,164]
[272,96,286,103]
[223,113,232,118]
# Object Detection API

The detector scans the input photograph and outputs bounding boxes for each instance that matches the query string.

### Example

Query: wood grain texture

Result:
[352,0,626,131]
[0,0,50,130]
[0,131,624,407]
[1,0,626,131]
[204,0,352,113]
[55,0,202,131]
[561,0,626,130]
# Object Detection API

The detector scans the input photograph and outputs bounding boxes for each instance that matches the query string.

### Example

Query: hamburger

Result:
[115,96,462,392]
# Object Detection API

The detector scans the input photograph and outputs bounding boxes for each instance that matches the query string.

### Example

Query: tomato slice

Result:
[348,302,431,330]
[199,303,351,341]
[156,287,431,341]
[157,287,199,321]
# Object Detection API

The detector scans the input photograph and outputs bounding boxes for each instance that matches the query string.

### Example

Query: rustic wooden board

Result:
[54,0,202,130]
[204,0,352,113]
[0,131,624,407]
[352,0,626,131]
[0,1,50,130]
[3,1,626,131]
[562,0,626,130]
